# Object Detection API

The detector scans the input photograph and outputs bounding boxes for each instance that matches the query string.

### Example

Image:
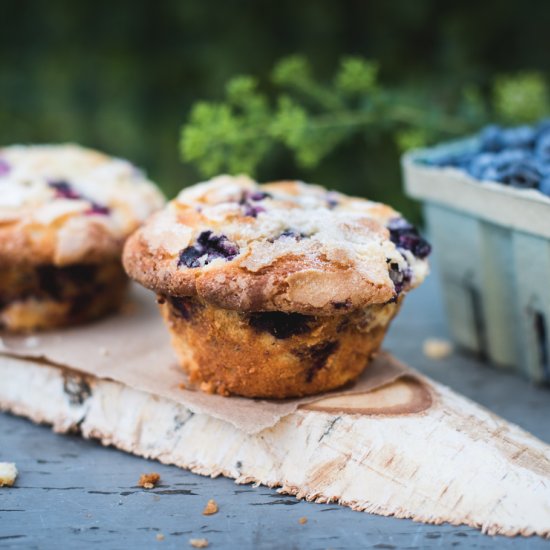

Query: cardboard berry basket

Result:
[402,137,550,383]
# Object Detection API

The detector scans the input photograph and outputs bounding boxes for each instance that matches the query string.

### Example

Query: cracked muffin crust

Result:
[0,144,165,331]
[123,175,430,397]
[124,175,429,315]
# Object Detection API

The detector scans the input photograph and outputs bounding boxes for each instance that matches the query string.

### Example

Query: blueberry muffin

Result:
[0,144,164,331]
[123,175,430,398]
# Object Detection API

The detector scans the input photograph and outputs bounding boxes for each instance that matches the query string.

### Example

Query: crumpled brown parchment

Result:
[0,284,408,434]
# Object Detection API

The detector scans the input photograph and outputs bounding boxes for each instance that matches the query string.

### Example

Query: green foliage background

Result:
[1,0,549,219]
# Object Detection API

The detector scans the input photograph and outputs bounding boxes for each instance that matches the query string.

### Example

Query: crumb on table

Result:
[189,538,209,548]
[299,516,308,525]
[138,472,160,489]
[202,498,219,515]
[0,462,17,487]
[423,337,453,360]
[156,533,165,541]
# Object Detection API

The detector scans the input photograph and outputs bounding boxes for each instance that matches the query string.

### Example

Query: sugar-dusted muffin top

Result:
[0,144,165,266]
[123,175,430,315]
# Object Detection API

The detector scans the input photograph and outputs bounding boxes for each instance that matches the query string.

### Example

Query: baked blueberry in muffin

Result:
[123,175,430,398]
[0,144,164,331]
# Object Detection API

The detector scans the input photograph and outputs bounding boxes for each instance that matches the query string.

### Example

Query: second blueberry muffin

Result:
[123,175,430,398]
[0,144,164,331]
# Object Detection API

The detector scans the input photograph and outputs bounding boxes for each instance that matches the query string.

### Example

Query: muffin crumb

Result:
[138,472,160,489]
[298,517,308,525]
[156,533,165,541]
[423,338,453,360]
[189,538,209,548]
[202,499,219,515]
[200,381,215,394]
[0,463,17,487]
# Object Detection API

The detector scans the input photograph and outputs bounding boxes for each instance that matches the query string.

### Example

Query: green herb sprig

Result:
[181,55,549,177]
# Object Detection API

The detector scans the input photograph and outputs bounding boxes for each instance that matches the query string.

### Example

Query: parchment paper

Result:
[0,284,408,434]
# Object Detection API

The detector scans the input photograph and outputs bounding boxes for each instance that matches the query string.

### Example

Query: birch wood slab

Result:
[1,353,549,538]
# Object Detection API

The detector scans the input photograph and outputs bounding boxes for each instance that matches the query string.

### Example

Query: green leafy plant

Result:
[493,72,550,123]
[180,55,549,177]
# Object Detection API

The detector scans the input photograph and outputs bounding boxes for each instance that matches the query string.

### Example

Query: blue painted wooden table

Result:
[2,261,549,549]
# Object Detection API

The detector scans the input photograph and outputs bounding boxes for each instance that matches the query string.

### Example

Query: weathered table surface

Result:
[2,261,550,549]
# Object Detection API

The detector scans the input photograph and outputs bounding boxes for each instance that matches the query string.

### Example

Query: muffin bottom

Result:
[0,261,128,332]
[159,295,401,398]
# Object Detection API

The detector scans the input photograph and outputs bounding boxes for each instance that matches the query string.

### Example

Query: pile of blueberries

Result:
[425,119,550,196]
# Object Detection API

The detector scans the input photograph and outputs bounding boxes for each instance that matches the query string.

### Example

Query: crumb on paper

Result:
[0,463,17,487]
[24,336,40,348]
[189,538,209,548]
[423,338,453,360]
[98,346,109,357]
[138,472,160,489]
[298,516,307,525]
[178,382,187,390]
[156,533,165,541]
[202,498,219,515]
[200,381,215,394]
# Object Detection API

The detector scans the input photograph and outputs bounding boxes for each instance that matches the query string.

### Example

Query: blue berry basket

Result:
[402,137,550,383]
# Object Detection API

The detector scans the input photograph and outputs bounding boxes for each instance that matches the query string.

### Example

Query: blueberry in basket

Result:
[424,119,550,196]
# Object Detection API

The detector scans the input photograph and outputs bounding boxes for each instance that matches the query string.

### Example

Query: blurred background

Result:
[2,0,549,218]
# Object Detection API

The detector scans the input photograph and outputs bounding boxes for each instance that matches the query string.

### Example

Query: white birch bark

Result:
[1,355,549,537]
